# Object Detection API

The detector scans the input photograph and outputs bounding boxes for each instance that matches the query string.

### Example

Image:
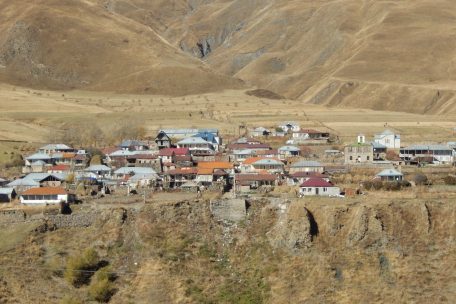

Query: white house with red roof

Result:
[299,178,340,196]
[20,187,73,204]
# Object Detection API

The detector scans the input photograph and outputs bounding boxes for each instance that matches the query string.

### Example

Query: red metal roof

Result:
[22,187,67,196]
[300,178,334,188]
[49,165,70,171]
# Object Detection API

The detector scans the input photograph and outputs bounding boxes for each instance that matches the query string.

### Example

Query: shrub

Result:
[88,267,115,303]
[399,180,411,188]
[64,248,100,287]
[362,181,373,190]
[443,175,456,185]
[414,174,429,186]
[372,180,383,190]
[383,181,401,191]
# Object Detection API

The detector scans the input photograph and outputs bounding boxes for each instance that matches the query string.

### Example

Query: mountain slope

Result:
[2,0,456,113]
[0,0,243,95]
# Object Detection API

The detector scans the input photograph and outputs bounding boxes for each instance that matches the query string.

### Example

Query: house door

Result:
[316,188,319,195]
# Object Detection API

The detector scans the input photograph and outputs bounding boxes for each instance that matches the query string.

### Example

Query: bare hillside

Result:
[1,1,456,113]
[0,0,243,95]
[106,0,456,114]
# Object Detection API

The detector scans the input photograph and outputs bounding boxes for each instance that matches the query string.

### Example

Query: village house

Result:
[0,188,16,203]
[158,148,190,164]
[8,173,67,193]
[250,127,271,137]
[132,154,161,171]
[299,178,340,197]
[376,169,403,181]
[73,152,90,169]
[20,187,74,205]
[399,145,454,164]
[128,173,159,189]
[83,165,112,179]
[195,161,233,187]
[231,137,262,145]
[256,149,279,158]
[48,164,71,174]
[164,168,198,188]
[372,142,387,160]
[38,144,74,155]
[289,160,325,174]
[242,157,284,174]
[160,128,219,140]
[374,130,401,149]
[23,153,53,173]
[344,135,374,164]
[119,140,150,151]
[231,149,256,162]
[113,167,158,182]
[177,137,215,154]
[287,171,330,186]
[235,173,278,192]
[291,129,330,144]
[278,145,301,160]
[155,131,172,149]
[279,121,300,133]
[193,131,222,151]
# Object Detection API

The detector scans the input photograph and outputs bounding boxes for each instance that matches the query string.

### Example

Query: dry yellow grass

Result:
[0,84,455,146]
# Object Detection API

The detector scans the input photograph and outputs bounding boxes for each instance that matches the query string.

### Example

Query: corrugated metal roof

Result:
[26,153,51,160]
[177,137,210,145]
[252,159,283,166]
[114,167,156,175]
[0,188,14,195]
[278,145,301,152]
[40,144,72,150]
[401,144,452,151]
[84,165,112,172]
[376,169,403,177]
[291,160,323,168]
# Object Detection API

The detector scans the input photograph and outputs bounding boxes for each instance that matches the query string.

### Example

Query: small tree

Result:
[88,266,115,303]
[65,248,100,287]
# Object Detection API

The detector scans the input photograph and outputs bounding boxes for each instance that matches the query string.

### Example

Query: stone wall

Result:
[0,210,28,224]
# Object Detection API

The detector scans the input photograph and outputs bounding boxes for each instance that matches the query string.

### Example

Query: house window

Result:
[349,156,353,160]
[367,156,370,160]
[323,187,327,192]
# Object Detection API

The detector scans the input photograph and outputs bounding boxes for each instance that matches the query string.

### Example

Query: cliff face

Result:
[1,198,453,303]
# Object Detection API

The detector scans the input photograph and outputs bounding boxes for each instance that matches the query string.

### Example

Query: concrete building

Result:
[20,187,74,204]
[399,145,454,164]
[299,178,340,196]
[289,160,324,174]
[344,135,374,164]
[374,130,401,149]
